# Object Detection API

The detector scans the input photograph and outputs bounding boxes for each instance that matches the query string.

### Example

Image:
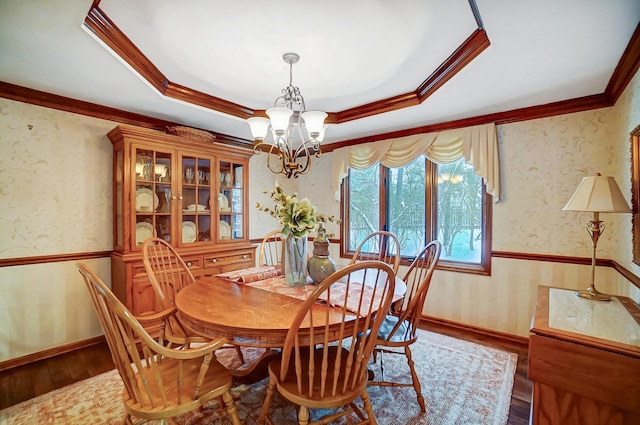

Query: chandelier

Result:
[247,52,327,179]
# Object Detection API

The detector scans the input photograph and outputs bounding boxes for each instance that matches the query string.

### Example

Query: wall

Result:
[0,100,115,361]
[1,68,638,362]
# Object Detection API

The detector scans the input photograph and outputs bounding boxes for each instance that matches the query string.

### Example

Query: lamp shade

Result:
[316,124,328,142]
[247,117,270,140]
[301,111,328,137]
[266,107,293,134]
[563,173,632,213]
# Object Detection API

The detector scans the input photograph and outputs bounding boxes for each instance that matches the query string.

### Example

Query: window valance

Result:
[331,122,500,202]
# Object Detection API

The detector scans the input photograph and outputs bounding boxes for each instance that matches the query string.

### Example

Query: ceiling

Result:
[1,0,639,146]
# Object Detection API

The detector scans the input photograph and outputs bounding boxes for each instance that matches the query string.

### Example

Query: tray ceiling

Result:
[0,0,639,144]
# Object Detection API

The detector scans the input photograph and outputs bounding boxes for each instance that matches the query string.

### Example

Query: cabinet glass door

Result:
[218,160,244,241]
[180,156,213,245]
[133,147,173,247]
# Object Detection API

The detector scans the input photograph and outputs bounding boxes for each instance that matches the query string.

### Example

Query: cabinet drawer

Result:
[205,259,255,275]
[181,256,203,270]
[203,251,253,269]
[132,257,202,278]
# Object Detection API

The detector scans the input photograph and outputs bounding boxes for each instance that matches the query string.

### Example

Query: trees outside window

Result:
[343,156,491,274]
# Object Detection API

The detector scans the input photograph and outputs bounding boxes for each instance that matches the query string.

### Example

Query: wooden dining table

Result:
[175,272,406,348]
[177,276,328,348]
[175,269,406,382]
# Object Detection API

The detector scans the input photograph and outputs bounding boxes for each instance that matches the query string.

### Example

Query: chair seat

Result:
[124,356,233,419]
[268,346,368,409]
[376,315,417,345]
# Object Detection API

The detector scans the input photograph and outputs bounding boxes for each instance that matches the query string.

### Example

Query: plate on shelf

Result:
[183,204,207,213]
[135,222,155,245]
[182,221,197,243]
[219,220,231,239]
[136,188,158,212]
[217,193,229,211]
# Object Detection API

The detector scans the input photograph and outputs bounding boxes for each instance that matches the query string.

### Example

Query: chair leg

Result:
[405,345,426,413]
[258,375,277,424]
[361,389,378,425]
[222,390,242,425]
[298,406,310,425]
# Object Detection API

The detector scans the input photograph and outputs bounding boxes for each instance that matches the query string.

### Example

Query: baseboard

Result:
[0,335,107,372]
[1,318,529,372]
[420,315,529,350]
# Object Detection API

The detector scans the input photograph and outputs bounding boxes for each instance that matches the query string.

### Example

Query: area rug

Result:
[0,330,517,425]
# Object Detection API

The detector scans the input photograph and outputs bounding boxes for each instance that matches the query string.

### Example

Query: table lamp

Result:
[563,173,632,300]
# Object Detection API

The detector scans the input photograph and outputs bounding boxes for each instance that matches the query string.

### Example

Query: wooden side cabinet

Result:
[107,124,255,320]
[529,285,640,425]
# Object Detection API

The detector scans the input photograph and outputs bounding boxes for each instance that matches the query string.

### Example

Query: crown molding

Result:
[0,81,254,149]
[83,6,254,120]
[84,1,489,123]
[324,23,640,151]
[605,22,640,103]
[323,93,611,152]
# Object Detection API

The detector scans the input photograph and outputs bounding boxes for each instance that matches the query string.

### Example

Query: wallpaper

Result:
[610,70,640,273]
[494,108,622,258]
[0,99,115,258]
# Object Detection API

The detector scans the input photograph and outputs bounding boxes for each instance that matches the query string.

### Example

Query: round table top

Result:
[176,273,405,348]
[176,277,337,347]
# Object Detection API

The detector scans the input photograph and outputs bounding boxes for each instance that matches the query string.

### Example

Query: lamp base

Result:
[576,286,611,301]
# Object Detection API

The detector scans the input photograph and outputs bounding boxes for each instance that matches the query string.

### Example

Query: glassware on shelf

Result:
[185,168,194,183]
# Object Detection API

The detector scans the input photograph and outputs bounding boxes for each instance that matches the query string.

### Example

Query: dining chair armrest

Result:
[134,306,178,324]
[154,335,230,360]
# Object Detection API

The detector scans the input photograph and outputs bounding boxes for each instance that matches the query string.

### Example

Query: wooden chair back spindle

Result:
[258,230,284,267]
[391,240,441,342]
[349,230,401,274]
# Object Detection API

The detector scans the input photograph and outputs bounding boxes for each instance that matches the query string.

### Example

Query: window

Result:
[342,156,491,274]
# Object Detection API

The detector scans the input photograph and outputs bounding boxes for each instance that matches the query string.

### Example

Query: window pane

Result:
[388,158,426,257]
[436,158,483,263]
[347,167,380,251]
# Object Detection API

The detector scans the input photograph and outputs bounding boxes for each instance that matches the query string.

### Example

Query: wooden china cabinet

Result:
[108,124,254,323]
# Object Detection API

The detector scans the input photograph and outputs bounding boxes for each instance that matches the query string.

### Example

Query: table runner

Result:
[217,266,400,315]
[215,265,283,284]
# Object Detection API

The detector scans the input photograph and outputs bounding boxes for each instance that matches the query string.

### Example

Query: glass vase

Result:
[283,234,308,286]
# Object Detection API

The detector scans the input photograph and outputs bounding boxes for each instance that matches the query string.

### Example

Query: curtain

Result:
[331,122,500,202]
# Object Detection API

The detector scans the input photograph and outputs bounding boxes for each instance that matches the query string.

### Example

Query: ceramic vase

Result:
[283,234,308,286]
[307,225,337,284]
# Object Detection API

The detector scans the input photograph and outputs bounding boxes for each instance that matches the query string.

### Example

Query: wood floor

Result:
[0,324,532,424]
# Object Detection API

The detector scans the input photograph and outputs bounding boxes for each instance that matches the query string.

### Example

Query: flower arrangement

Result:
[256,182,338,238]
